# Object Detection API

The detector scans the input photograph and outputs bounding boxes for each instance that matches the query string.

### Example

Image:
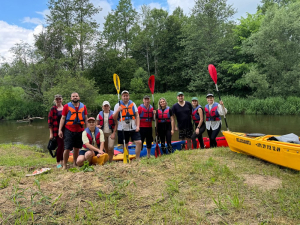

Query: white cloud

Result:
[91,0,112,30]
[167,0,194,15]
[22,17,43,25]
[0,21,43,62]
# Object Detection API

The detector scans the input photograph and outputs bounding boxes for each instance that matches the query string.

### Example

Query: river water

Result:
[0,114,299,150]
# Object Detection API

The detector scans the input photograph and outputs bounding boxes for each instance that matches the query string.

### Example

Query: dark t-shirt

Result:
[172,101,193,130]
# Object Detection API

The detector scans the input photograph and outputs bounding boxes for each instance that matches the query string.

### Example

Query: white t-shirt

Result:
[205,103,227,130]
[103,112,111,133]
[114,102,138,131]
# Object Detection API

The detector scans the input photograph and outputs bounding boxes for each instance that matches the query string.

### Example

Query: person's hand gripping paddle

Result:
[208,64,229,131]
[148,75,161,158]
[113,73,130,163]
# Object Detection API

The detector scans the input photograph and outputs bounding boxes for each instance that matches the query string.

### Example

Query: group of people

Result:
[48,91,227,169]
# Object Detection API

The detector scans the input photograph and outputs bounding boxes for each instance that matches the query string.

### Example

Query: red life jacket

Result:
[65,102,85,125]
[157,107,171,123]
[82,127,101,150]
[139,104,153,127]
[192,105,204,124]
[98,110,115,131]
[205,103,221,121]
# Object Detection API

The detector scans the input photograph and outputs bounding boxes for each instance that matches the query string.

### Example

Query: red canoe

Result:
[185,136,228,149]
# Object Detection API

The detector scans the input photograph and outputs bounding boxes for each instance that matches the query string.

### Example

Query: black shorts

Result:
[79,150,97,156]
[64,129,83,150]
[139,127,153,148]
[118,130,141,144]
[179,128,193,139]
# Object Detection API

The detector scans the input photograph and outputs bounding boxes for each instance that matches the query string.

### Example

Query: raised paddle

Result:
[113,73,130,163]
[208,64,229,131]
[148,75,161,158]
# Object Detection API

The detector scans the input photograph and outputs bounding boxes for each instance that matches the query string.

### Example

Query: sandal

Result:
[56,164,62,169]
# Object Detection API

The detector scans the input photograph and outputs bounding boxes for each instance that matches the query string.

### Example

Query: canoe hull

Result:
[222,131,300,171]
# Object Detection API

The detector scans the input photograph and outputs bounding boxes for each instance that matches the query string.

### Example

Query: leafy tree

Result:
[45,0,100,71]
[102,0,138,58]
[43,74,98,112]
[219,11,264,96]
[181,0,236,93]
[243,2,300,96]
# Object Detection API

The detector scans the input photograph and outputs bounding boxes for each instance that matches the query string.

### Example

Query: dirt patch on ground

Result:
[242,174,282,190]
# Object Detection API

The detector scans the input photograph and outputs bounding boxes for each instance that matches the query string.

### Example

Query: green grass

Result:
[0,144,53,167]
[0,145,300,224]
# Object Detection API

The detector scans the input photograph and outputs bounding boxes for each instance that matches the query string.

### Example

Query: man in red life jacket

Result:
[58,92,88,169]
[77,117,105,166]
[138,95,156,158]
[113,90,142,160]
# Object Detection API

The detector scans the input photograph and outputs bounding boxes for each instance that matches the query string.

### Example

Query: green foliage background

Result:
[0,0,300,119]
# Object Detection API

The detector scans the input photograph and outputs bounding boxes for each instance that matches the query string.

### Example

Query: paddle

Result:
[208,64,229,131]
[113,73,130,164]
[148,75,161,158]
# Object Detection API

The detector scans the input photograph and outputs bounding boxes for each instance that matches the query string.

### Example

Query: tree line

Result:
[0,0,300,119]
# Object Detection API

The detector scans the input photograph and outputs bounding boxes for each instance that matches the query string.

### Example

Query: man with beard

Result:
[172,92,193,150]
[113,90,142,160]
[58,92,88,169]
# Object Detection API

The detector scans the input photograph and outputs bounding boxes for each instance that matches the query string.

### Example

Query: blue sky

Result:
[0,0,262,61]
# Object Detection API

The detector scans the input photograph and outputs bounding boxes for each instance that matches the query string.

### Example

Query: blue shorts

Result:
[79,150,98,156]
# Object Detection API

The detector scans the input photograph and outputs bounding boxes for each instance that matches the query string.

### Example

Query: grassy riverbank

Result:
[1,144,300,224]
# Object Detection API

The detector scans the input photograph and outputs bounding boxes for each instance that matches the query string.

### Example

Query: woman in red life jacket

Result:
[156,98,175,154]
[205,94,227,148]
[96,101,116,162]
[191,97,205,149]
[48,94,64,168]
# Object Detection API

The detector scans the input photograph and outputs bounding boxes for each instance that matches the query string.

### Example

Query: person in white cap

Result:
[96,101,117,162]
[113,90,142,159]
[77,117,105,166]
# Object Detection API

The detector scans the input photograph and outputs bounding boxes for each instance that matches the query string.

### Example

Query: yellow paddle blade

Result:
[113,73,120,94]
[123,147,130,164]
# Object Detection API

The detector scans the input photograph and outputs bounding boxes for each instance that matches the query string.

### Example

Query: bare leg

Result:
[134,140,142,160]
[147,148,151,158]
[85,151,94,165]
[186,138,192,150]
[76,155,85,167]
[73,148,79,166]
[63,149,70,170]
[107,149,114,163]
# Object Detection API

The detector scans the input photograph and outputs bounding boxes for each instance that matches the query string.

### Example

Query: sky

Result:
[0,0,262,62]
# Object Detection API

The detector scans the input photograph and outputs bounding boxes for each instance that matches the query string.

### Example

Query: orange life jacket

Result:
[118,100,136,121]
[65,102,85,126]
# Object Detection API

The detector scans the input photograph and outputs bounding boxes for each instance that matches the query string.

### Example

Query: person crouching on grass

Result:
[76,117,105,166]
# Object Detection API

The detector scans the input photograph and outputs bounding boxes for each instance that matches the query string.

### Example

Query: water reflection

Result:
[0,115,299,150]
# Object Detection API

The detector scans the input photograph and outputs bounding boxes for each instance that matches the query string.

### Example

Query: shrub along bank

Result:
[1,91,300,120]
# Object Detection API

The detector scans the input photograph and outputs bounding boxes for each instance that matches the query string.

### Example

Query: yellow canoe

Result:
[222,131,300,171]
[68,153,109,165]
[112,154,136,161]
[68,153,136,164]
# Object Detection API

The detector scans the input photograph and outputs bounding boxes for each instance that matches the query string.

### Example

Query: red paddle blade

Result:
[155,143,160,158]
[148,75,155,94]
[208,64,217,84]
